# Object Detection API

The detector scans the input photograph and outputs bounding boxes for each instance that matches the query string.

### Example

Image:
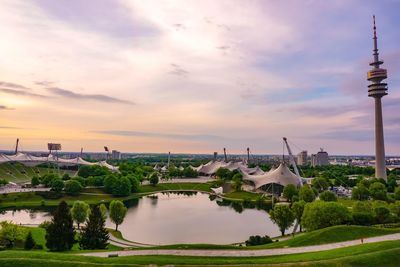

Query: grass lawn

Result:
[0,240,399,266]
[252,225,400,249]
[223,191,265,201]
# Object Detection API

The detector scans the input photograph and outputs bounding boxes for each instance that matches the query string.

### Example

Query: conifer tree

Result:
[45,201,76,251]
[24,231,36,250]
[79,205,109,249]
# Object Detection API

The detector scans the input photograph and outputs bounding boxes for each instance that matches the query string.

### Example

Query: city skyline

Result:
[0,0,399,154]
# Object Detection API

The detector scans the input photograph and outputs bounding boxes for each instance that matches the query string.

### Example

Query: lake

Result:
[1,192,286,245]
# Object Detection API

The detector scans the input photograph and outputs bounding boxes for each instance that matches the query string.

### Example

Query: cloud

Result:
[35,80,55,87]
[0,105,14,110]
[47,87,134,105]
[94,130,226,141]
[0,88,47,98]
[0,81,30,90]
[168,64,189,77]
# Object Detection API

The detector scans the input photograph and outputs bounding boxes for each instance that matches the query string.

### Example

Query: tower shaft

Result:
[367,16,387,180]
[374,97,386,179]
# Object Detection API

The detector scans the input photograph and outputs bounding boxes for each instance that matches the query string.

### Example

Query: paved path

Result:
[81,233,400,257]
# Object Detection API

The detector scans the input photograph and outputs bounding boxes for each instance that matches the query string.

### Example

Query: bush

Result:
[394,187,400,200]
[302,201,351,231]
[319,191,337,202]
[64,180,83,196]
[369,182,387,200]
[352,184,370,200]
[51,179,64,193]
[245,235,273,246]
[352,212,374,226]
[35,191,62,199]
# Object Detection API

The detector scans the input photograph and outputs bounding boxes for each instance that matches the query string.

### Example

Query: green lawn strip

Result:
[0,240,399,266]
[222,191,264,201]
[251,225,400,249]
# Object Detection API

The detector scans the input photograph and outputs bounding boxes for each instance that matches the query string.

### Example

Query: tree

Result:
[369,182,387,200]
[99,203,108,220]
[109,200,127,231]
[79,205,109,249]
[352,201,372,213]
[269,204,295,236]
[302,201,351,231]
[127,175,140,193]
[395,187,400,200]
[291,200,306,232]
[24,231,36,250]
[0,221,28,248]
[283,184,298,203]
[232,177,242,191]
[149,173,159,186]
[62,173,71,181]
[65,180,83,196]
[51,179,64,193]
[31,176,40,187]
[112,177,131,196]
[299,185,315,203]
[319,191,337,202]
[45,201,76,251]
[311,177,329,192]
[71,201,90,229]
[104,174,118,193]
[374,206,391,224]
[352,184,370,200]
[215,168,232,180]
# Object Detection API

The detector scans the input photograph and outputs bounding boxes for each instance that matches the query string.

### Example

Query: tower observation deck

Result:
[367,15,388,180]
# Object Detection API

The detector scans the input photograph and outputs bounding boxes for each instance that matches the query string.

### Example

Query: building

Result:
[311,149,329,167]
[367,16,388,180]
[297,150,308,166]
[111,150,121,160]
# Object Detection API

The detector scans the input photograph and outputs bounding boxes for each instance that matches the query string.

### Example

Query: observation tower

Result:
[367,16,388,180]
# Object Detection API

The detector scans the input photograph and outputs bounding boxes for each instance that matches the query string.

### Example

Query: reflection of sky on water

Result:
[1,193,288,244]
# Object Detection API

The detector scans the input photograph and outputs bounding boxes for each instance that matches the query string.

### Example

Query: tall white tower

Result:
[367,16,388,180]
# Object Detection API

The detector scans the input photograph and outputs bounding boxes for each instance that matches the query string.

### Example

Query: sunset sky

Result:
[0,0,399,155]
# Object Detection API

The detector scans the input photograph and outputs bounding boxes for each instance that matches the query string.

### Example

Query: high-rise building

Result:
[367,16,388,180]
[111,150,121,160]
[297,151,308,166]
[311,149,329,167]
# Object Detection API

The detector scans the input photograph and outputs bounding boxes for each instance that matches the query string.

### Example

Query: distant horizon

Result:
[0,1,399,155]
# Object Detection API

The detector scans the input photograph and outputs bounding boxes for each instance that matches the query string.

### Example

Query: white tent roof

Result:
[243,163,301,188]
[0,152,118,171]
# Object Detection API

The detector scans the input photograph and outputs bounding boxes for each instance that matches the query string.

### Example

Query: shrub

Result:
[302,201,351,231]
[319,191,337,202]
[352,212,374,226]
[369,182,387,200]
[245,235,273,246]
[64,180,83,196]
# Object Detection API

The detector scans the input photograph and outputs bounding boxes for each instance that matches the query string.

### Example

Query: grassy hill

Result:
[0,240,399,266]
[0,163,76,183]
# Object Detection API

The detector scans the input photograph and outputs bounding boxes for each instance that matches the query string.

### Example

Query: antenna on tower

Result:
[15,138,19,154]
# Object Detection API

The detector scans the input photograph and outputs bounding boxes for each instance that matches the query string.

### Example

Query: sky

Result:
[0,0,399,155]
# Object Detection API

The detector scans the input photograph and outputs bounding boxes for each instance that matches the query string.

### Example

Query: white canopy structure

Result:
[0,152,118,171]
[243,163,301,189]
[194,160,265,176]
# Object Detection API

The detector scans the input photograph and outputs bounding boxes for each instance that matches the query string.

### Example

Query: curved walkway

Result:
[81,233,400,257]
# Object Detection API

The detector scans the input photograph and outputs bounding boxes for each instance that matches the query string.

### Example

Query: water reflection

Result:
[1,192,281,245]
